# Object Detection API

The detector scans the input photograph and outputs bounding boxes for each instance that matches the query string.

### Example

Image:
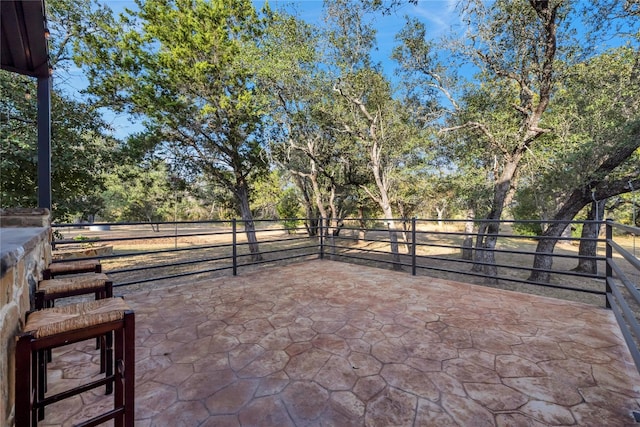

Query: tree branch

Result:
[439,121,508,156]
[360,184,381,205]
[6,114,36,125]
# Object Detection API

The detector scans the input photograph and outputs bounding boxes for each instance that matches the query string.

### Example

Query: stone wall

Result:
[0,208,51,427]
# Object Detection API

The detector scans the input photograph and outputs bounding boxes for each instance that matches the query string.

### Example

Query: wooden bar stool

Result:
[35,273,114,374]
[43,259,102,279]
[15,298,135,427]
[36,273,113,310]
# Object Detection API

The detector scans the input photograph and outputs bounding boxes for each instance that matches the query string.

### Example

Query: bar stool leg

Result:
[15,336,33,427]
[37,349,46,420]
[124,312,135,427]
[114,327,124,427]
[106,329,114,395]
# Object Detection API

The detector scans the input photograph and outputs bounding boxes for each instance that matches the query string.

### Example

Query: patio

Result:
[42,260,640,426]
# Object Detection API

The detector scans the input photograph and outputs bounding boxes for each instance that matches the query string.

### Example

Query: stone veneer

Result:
[0,208,51,427]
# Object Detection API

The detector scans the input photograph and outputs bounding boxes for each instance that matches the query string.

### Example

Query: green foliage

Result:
[77,0,276,231]
[0,71,118,221]
[5,0,634,234]
[571,223,583,239]
[251,171,284,219]
[610,192,640,227]
[513,46,640,222]
[72,234,99,248]
[101,161,173,223]
[52,229,65,241]
[511,187,544,236]
[1,0,122,221]
[277,188,303,233]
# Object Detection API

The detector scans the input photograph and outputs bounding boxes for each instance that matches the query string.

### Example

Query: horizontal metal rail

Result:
[414,253,604,280]
[329,251,411,269]
[237,252,317,269]
[108,253,233,275]
[53,229,236,245]
[605,220,640,374]
[333,233,605,262]
[116,264,234,287]
[330,235,605,281]
[234,244,318,260]
[329,242,605,294]
[52,217,613,295]
[52,219,318,286]
[609,240,640,271]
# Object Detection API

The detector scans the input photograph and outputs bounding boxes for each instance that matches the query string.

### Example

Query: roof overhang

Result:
[1,0,50,78]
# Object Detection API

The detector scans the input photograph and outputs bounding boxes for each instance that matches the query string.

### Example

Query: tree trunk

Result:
[309,168,331,237]
[473,158,520,280]
[528,221,569,283]
[293,174,317,237]
[461,209,475,260]
[328,186,341,236]
[471,221,488,272]
[368,139,402,270]
[481,219,500,281]
[396,204,411,252]
[386,217,402,270]
[529,176,640,283]
[357,206,366,242]
[574,199,606,274]
[400,219,411,253]
[435,206,445,228]
[305,217,319,237]
[560,223,572,242]
[236,183,262,262]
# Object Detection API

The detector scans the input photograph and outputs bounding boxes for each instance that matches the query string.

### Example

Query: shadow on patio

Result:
[43,260,640,426]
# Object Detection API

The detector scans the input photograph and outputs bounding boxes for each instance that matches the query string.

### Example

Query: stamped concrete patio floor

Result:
[44,260,640,426]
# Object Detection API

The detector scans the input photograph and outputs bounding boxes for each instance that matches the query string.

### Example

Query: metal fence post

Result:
[319,217,324,260]
[605,219,612,308]
[232,218,237,276]
[411,217,417,276]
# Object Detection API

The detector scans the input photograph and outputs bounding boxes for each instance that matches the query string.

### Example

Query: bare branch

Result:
[333,80,376,123]
[360,184,381,205]
[6,114,36,125]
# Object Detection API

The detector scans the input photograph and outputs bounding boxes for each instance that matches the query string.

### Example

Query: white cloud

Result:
[408,1,458,35]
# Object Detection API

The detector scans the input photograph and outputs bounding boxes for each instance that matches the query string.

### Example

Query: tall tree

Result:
[324,0,423,267]
[254,9,352,235]
[527,46,640,282]
[396,0,569,278]
[78,0,272,260]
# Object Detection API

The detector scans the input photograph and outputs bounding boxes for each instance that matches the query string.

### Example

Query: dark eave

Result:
[1,0,50,78]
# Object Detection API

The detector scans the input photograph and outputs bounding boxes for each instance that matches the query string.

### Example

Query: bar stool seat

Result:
[44,259,102,279]
[15,298,135,427]
[36,273,113,309]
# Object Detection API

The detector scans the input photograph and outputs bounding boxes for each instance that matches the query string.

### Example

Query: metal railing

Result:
[605,220,640,372]
[52,216,640,371]
[52,217,615,293]
[321,218,608,302]
[52,218,319,287]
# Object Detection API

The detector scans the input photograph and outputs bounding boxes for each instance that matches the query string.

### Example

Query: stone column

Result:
[0,208,51,427]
